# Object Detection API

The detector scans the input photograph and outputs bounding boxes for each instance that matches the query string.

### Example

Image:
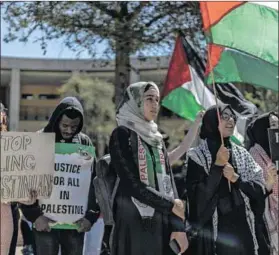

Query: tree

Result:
[59,74,115,157]
[2,1,203,105]
[245,88,278,114]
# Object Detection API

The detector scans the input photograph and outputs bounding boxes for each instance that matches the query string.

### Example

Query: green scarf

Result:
[131,135,174,218]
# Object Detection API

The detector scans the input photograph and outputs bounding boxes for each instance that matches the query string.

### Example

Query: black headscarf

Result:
[246,111,277,157]
[200,104,236,162]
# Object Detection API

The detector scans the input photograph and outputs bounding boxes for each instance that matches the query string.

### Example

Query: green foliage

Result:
[2,2,203,105]
[2,2,203,57]
[59,74,116,137]
[245,88,278,113]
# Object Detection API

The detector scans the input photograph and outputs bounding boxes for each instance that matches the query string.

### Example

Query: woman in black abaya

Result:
[109,82,190,255]
[183,105,270,255]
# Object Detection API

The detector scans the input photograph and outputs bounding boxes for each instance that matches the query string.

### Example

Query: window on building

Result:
[39,94,60,100]
[22,94,34,100]
[20,104,55,121]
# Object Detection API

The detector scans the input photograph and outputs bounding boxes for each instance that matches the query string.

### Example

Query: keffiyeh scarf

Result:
[250,143,278,255]
[185,139,265,255]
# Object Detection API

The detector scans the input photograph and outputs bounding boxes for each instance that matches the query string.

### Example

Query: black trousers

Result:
[21,219,37,254]
[33,229,84,255]
[101,225,113,254]
[9,204,19,255]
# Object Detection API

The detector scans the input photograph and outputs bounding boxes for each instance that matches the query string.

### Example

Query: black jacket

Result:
[21,97,100,225]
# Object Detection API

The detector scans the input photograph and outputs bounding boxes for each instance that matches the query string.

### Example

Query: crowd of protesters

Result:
[0,81,278,255]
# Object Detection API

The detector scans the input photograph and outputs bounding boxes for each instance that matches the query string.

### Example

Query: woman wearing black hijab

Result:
[182,104,269,255]
[247,112,278,157]
[247,112,278,255]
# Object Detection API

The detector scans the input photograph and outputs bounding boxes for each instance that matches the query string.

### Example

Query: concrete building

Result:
[1,56,172,132]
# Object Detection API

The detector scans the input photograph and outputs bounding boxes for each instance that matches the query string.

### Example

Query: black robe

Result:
[180,105,270,255]
[185,156,252,254]
[181,142,270,255]
[109,126,185,255]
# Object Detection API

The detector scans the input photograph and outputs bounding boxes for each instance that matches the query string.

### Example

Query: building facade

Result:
[1,56,171,132]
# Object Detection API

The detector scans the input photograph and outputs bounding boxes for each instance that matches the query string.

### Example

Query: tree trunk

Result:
[114,36,131,107]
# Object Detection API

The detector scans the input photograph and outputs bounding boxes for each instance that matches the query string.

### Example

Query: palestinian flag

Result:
[200,2,278,91]
[161,35,257,144]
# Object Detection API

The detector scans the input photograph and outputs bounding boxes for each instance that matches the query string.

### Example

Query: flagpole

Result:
[207,45,231,192]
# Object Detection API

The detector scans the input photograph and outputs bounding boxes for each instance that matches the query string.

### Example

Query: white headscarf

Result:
[116,81,163,148]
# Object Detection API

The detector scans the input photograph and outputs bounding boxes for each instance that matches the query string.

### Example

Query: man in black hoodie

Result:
[21,97,100,255]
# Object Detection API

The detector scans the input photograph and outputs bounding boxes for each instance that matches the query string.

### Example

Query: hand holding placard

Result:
[0,132,55,203]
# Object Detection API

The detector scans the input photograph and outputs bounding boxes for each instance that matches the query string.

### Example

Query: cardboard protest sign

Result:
[1,132,55,202]
[39,143,95,229]
[268,128,279,170]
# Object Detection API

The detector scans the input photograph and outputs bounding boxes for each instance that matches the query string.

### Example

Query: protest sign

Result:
[39,143,95,229]
[268,128,279,170]
[1,132,55,202]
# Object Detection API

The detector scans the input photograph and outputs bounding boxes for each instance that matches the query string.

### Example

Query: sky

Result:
[1,15,104,59]
[0,12,171,60]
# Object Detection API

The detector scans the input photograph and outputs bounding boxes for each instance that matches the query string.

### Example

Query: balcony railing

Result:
[21,98,60,107]
[20,105,54,121]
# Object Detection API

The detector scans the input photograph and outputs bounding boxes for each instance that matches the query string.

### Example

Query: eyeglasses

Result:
[221,112,237,122]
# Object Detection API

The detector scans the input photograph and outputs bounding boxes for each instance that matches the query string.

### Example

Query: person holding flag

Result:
[183,104,270,255]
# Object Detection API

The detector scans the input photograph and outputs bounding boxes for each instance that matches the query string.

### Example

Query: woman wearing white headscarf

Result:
[108,82,203,255]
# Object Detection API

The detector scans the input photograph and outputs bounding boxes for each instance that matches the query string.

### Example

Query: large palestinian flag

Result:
[200,2,278,91]
[161,35,258,144]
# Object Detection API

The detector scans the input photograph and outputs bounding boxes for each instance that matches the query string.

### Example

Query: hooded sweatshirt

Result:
[21,97,100,225]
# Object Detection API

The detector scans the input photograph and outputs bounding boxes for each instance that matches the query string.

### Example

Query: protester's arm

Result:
[185,157,223,221]
[83,136,100,225]
[168,111,203,165]
[84,157,100,225]
[249,147,275,197]
[169,213,186,232]
[231,150,266,201]
[20,201,43,223]
[109,126,174,214]
[166,150,186,232]
[233,177,265,200]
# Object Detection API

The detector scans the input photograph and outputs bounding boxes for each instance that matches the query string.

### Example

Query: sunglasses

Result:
[221,112,238,122]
